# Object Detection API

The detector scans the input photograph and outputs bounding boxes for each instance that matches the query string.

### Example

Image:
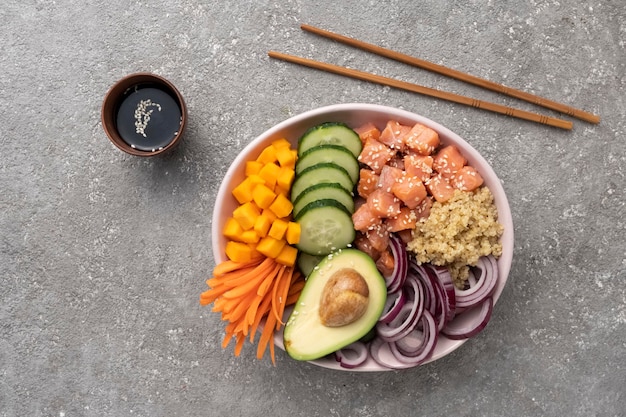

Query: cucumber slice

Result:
[295,199,356,256]
[292,183,355,219]
[296,252,325,277]
[290,163,354,204]
[298,122,362,158]
[296,144,360,185]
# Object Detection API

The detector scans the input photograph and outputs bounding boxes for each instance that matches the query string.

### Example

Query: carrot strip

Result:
[271,266,292,327]
[285,292,300,305]
[222,270,269,299]
[249,294,273,343]
[257,263,282,296]
[234,332,246,357]
[220,258,275,288]
[213,257,263,277]
[257,313,277,363]
[287,278,306,296]
[275,267,294,329]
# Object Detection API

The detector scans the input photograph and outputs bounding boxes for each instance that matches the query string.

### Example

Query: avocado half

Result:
[283,249,387,361]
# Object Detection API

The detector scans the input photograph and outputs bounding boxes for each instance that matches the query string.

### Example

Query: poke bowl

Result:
[209,103,514,371]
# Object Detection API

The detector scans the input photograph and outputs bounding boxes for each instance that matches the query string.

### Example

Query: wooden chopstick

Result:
[301,24,600,125]
[268,51,573,130]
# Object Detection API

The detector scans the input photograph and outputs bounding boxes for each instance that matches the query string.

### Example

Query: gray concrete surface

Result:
[1,1,624,416]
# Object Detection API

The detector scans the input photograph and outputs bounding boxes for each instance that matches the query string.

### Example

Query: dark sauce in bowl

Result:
[115,84,182,152]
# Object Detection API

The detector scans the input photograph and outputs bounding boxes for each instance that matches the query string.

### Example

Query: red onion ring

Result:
[376,275,423,342]
[385,234,409,293]
[455,255,498,309]
[334,341,369,369]
[378,288,407,323]
[442,297,493,340]
[389,310,437,365]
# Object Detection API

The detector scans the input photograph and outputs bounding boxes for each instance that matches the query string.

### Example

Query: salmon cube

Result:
[365,225,390,253]
[396,229,414,244]
[425,174,456,202]
[357,168,380,198]
[404,153,434,183]
[386,206,418,232]
[451,166,484,191]
[433,145,467,178]
[354,122,381,143]
[352,203,382,232]
[358,138,396,173]
[375,249,395,277]
[379,120,411,151]
[367,188,402,218]
[414,196,433,220]
[387,154,405,170]
[391,175,427,209]
[377,165,404,193]
[404,123,440,155]
[354,232,381,261]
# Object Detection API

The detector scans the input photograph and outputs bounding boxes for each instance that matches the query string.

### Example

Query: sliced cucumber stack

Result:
[291,122,361,257]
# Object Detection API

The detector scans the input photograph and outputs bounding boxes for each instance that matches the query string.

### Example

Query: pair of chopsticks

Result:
[268,24,600,130]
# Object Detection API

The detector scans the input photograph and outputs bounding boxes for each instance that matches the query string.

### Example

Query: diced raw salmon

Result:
[354,232,381,261]
[358,137,396,174]
[352,202,382,232]
[386,206,419,232]
[375,249,395,277]
[391,175,427,209]
[396,229,414,244]
[377,165,404,193]
[387,154,405,170]
[354,122,381,143]
[425,174,456,202]
[433,145,467,178]
[365,224,390,253]
[414,196,433,220]
[404,123,440,156]
[451,165,484,191]
[357,168,380,198]
[367,188,402,218]
[404,153,434,182]
[379,120,411,151]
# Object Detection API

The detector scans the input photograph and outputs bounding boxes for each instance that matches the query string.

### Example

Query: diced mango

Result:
[258,162,281,189]
[225,241,254,263]
[285,221,301,245]
[245,160,264,176]
[276,146,296,168]
[252,183,276,209]
[256,145,277,164]
[239,230,260,244]
[253,213,273,237]
[232,201,261,230]
[223,217,244,240]
[269,193,293,218]
[276,166,295,190]
[276,244,298,267]
[231,175,264,204]
[272,138,291,149]
[268,218,289,240]
[256,236,286,259]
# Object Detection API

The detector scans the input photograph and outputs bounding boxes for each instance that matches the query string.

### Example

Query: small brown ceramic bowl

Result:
[101,72,187,157]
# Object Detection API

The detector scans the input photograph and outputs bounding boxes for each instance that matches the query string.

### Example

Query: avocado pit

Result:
[319,268,370,327]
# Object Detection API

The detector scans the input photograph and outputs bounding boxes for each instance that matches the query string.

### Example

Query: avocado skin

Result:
[283,249,387,361]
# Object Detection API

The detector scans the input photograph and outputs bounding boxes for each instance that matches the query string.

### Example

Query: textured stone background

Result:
[1,1,624,416]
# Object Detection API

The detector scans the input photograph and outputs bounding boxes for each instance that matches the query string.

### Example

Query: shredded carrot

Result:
[200,256,304,365]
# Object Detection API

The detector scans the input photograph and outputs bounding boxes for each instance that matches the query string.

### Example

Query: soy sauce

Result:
[115,84,182,152]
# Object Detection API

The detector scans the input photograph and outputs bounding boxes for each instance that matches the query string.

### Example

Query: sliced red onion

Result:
[334,341,369,369]
[378,288,407,323]
[408,262,436,315]
[423,264,457,331]
[385,235,409,293]
[455,255,498,309]
[442,297,493,340]
[389,310,437,365]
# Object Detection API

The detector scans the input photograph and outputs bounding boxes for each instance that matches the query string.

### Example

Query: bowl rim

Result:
[211,103,514,371]
[101,72,188,157]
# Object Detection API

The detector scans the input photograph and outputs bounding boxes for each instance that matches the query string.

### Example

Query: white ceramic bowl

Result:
[212,103,514,371]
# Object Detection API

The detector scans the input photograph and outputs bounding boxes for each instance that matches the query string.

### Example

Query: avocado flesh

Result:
[283,249,387,361]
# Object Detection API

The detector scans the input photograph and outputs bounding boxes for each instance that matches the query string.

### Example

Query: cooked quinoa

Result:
[407,187,503,288]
